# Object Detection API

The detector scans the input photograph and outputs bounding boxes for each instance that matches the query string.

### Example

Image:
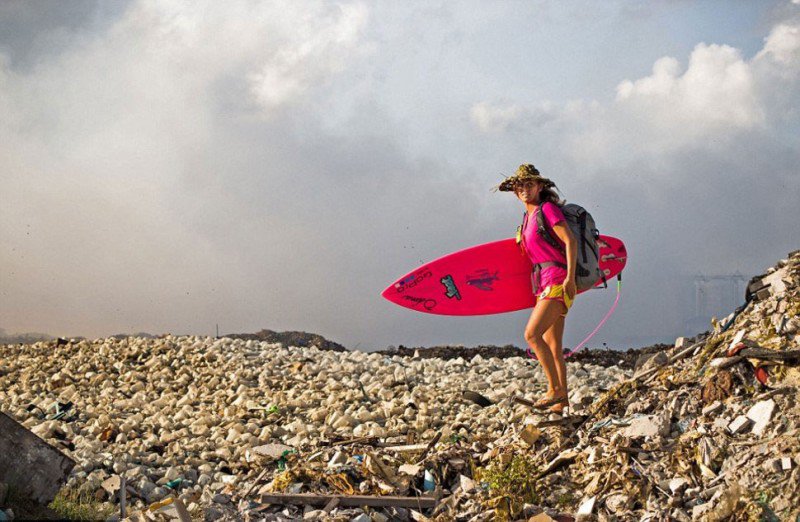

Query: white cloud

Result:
[248,3,371,110]
[615,56,681,99]
[2,1,799,349]
[0,0,379,338]
[609,43,764,151]
[469,101,556,133]
[470,102,525,133]
[757,23,800,65]
[472,20,800,156]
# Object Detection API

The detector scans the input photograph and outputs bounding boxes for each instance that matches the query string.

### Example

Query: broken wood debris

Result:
[259,492,437,509]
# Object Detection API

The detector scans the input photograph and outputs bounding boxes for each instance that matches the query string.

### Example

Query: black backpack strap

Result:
[577,211,588,263]
[532,261,568,293]
[516,211,528,256]
[536,202,564,252]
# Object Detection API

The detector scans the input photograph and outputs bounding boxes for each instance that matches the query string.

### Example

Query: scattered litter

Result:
[1,250,799,520]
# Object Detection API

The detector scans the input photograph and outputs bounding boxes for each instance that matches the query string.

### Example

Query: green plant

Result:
[479,453,541,520]
[48,488,116,521]
[556,491,575,507]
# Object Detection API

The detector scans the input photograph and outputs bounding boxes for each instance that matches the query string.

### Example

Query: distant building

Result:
[684,273,747,335]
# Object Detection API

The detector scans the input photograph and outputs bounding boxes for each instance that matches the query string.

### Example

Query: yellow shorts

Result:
[538,284,573,313]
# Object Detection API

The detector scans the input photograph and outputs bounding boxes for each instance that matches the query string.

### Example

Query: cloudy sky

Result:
[1,0,798,350]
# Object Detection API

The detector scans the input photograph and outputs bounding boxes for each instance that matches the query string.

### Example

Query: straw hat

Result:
[496,164,556,192]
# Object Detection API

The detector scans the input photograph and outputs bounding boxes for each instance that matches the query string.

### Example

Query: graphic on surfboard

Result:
[382,235,627,316]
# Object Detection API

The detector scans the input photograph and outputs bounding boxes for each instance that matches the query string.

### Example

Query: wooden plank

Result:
[740,348,800,362]
[242,467,270,499]
[331,436,379,447]
[119,476,127,519]
[415,432,442,464]
[260,493,437,509]
[322,496,339,513]
[384,443,429,452]
[512,396,537,408]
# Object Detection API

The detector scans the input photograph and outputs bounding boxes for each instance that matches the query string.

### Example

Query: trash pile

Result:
[375,344,667,370]
[375,344,525,361]
[225,330,348,353]
[0,329,623,521]
[435,248,800,521]
[0,249,797,521]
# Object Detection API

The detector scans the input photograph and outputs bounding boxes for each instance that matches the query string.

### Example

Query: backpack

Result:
[522,202,604,292]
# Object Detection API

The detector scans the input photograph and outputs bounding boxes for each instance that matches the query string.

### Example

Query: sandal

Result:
[548,400,570,414]
[533,396,569,410]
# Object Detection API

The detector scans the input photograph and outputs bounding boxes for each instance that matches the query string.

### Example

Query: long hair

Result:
[538,185,565,206]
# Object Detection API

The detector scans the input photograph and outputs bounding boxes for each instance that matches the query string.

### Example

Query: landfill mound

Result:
[568,344,670,370]
[0,251,797,521]
[376,344,526,361]
[376,344,669,370]
[224,329,348,352]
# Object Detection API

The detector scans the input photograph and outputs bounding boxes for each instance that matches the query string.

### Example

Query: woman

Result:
[498,164,577,414]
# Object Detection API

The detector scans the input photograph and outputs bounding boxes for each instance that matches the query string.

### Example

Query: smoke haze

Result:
[1,1,798,350]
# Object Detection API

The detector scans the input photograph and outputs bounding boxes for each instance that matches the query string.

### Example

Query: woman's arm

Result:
[552,222,577,297]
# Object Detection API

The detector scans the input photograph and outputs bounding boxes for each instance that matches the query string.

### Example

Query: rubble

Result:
[377,342,671,369]
[0,250,798,520]
[728,415,751,434]
[0,411,75,505]
[746,399,776,436]
[621,413,670,439]
[223,329,348,352]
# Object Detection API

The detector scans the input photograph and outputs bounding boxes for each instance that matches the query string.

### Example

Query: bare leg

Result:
[543,310,568,400]
[524,299,567,398]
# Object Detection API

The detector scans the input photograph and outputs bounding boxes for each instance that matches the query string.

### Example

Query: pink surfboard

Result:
[382,235,627,315]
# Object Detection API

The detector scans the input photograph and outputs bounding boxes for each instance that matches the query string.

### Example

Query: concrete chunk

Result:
[576,496,596,520]
[755,288,771,300]
[0,412,75,505]
[101,475,122,495]
[251,443,293,460]
[459,474,476,492]
[633,351,668,376]
[520,424,541,447]
[669,477,689,495]
[623,414,670,439]
[762,269,788,295]
[746,399,775,436]
[728,415,751,434]
[327,451,347,468]
[702,401,723,416]
[728,330,746,352]
[398,464,421,476]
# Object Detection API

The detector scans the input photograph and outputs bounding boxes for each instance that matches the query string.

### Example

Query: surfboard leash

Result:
[564,273,622,358]
[525,273,622,362]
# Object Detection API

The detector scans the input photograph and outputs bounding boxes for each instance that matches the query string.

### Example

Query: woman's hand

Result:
[563,277,577,300]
